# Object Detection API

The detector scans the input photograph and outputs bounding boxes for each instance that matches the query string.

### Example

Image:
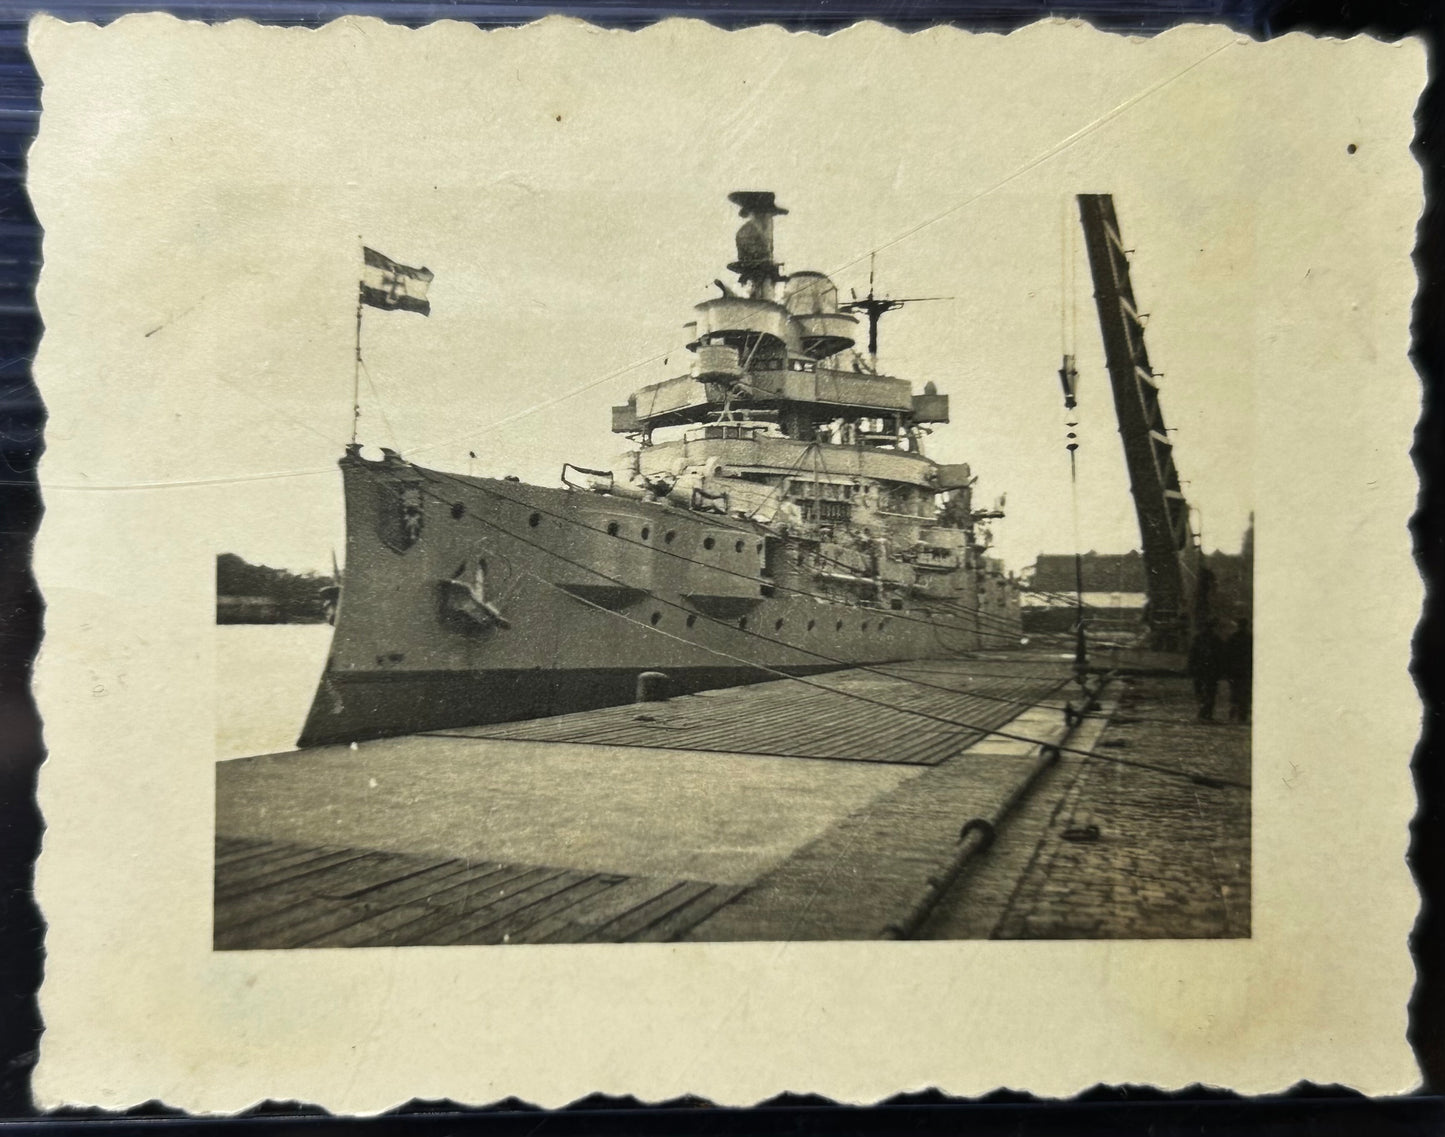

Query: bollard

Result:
[635,670,670,703]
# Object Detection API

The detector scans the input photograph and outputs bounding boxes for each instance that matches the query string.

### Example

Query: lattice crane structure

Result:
[1075,193,1209,652]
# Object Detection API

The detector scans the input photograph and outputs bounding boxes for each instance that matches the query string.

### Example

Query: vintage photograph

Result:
[212,189,1253,946]
[30,14,1421,1106]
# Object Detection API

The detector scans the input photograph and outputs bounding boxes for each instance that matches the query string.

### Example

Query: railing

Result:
[627,365,916,424]
[641,436,939,489]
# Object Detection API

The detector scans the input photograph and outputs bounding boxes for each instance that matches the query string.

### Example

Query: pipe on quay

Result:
[881,684,1107,940]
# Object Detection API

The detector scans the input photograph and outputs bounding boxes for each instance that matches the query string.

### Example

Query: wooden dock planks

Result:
[212,660,1248,945]
[214,837,741,949]
[427,665,1066,766]
[214,657,1100,946]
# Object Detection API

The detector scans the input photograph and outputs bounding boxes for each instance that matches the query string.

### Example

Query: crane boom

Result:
[1075,193,1207,651]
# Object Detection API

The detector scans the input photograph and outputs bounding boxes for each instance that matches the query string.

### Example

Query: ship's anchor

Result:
[444,558,512,630]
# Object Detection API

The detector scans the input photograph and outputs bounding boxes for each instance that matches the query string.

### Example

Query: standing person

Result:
[1188,620,1224,721]
[1225,615,1253,723]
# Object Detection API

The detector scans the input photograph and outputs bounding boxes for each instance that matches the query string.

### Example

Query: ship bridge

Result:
[612,191,949,447]
[613,274,948,439]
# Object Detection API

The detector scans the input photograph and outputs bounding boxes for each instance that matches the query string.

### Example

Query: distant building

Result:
[1030,550,1147,593]
[1022,543,1252,636]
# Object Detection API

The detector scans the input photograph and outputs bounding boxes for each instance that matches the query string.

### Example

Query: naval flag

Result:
[360,247,434,315]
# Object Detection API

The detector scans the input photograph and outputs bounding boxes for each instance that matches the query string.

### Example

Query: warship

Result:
[298,192,1022,747]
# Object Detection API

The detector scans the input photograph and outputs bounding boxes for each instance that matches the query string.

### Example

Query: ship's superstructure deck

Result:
[215,654,1249,947]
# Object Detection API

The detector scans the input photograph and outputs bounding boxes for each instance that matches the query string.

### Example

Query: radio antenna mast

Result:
[840,253,951,364]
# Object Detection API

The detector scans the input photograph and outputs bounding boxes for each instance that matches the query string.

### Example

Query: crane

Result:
[1074,194,1211,653]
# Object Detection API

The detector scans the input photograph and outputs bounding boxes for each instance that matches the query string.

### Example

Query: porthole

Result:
[836,619,844,631]
[738,617,748,631]
[686,614,696,628]
[665,530,676,544]
[807,619,816,631]
[528,512,540,527]
[734,539,745,553]
[640,526,651,541]
[650,611,662,626]
[756,542,764,553]
[607,521,621,537]
[451,502,465,520]
[774,618,785,631]
[703,536,716,550]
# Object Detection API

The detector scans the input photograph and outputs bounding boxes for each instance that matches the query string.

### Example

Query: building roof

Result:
[1030,552,1145,593]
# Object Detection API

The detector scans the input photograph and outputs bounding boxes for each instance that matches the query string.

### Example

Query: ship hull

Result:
[298,451,1021,747]
[300,664,855,747]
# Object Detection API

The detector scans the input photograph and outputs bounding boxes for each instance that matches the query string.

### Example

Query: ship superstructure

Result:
[299,192,1020,746]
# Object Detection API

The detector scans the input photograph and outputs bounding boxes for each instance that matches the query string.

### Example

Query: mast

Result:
[839,254,951,367]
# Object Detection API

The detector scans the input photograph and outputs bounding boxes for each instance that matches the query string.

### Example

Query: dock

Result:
[214,654,1249,948]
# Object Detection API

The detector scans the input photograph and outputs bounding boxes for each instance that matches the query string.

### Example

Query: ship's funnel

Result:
[727,191,788,297]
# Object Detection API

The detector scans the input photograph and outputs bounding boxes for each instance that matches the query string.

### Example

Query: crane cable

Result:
[1063,196,1089,676]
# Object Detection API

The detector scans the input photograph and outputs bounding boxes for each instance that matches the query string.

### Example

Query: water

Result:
[216,623,334,760]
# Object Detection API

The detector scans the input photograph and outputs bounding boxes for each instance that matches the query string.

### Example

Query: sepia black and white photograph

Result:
[28,12,1420,1107]
[212,185,1254,948]
[194,21,1258,947]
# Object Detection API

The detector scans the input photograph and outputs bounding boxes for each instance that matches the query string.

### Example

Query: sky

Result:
[34,16,1352,578]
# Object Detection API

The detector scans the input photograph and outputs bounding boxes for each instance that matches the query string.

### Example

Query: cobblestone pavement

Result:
[923,675,1250,939]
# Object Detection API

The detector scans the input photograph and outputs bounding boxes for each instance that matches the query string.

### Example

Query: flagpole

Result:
[352,241,432,446]
[352,294,363,445]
